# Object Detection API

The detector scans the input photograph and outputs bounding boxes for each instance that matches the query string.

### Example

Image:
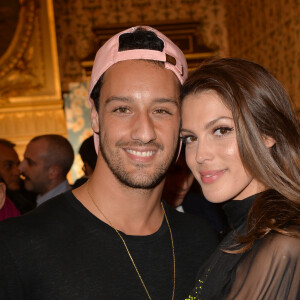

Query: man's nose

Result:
[19,160,26,173]
[131,112,157,144]
[12,163,20,175]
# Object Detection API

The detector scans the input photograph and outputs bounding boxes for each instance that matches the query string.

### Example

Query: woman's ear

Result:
[263,135,276,148]
[90,100,100,134]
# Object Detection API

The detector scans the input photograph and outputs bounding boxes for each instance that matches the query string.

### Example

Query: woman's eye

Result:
[181,136,198,144]
[214,127,233,136]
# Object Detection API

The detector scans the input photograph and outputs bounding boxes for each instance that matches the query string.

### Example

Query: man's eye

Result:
[214,127,233,136]
[154,109,171,115]
[3,162,14,170]
[26,159,35,167]
[114,107,130,113]
[181,136,197,144]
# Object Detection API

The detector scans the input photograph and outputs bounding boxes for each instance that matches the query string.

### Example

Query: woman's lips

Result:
[200,169,226,184]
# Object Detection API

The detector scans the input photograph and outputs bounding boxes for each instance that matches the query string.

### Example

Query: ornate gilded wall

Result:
[53,0,229,92]
[225,0,300,111]
[0,0,67,157]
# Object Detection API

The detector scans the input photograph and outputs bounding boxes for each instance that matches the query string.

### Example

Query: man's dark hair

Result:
[79,136,97,170]
[31,135,74,177]
[90,27,165,112]
[0,139,16,148]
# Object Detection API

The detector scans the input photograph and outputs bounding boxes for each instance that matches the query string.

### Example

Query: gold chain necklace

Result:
[86,181,175,300]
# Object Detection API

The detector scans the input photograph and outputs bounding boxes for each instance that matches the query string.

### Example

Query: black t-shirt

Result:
[0,190,218,300]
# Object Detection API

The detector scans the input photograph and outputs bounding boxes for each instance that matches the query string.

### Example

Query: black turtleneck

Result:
[222,194,257,229]
[186,190,300,300]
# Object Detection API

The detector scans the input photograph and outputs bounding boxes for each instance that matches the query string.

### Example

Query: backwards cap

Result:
[88,25,188,97]
[89,26,188,153]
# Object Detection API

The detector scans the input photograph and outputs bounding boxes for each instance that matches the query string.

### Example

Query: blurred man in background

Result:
[0,139,35,213]
[19,134,74,206]
[0,139,21,191]
[73,135,97,188]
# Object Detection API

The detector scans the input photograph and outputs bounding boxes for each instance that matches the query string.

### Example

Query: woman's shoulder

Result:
[261,226,300,259]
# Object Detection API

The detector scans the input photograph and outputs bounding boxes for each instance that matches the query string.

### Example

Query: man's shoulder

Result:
[165,203,219,262]
[0,191,74,237]
[36,180,71,206]
[168,202,212,225]
[166,203,218,239]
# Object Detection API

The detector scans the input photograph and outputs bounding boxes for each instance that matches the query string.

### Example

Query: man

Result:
[0,139,21,192]
[72,135,97,188]
[0,139,34,213]
[19,134,74,206]
[0,26,218,299]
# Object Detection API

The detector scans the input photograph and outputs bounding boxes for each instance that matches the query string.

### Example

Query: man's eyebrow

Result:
[3,159,18,164]
[153,98,179,107]
[24,157,36,164]
[3,159,14,163]
[105,96,132,105]
[104,96,179,106]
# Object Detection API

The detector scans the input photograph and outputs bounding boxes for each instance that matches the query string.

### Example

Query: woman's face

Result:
[181,90,264,203]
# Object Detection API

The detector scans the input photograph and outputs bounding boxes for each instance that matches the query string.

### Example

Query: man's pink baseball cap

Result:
[88,25,188,152]
[89,25,188,97]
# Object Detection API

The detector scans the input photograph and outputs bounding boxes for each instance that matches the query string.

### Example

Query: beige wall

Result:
[225,0,300,111]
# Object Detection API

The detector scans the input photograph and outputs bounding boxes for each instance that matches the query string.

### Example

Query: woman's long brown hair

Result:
[181,57,300,253]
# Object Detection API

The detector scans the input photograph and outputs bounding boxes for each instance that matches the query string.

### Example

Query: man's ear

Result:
[263,135,276,148]
[0,182,6,210]
[90,100,100,134]
[48,165,60,179]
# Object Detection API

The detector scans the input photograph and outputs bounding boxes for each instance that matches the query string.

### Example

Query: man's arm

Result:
[0,237,24,299]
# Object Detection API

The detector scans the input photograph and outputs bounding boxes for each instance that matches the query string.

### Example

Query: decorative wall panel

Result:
[225,0,300,111]
[53,0,228,92]
[0,0,67,157]
[81,21,217,77]
[64,82,93,183]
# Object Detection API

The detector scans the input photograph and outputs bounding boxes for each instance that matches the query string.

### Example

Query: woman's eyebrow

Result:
[181,116,233,133]
[204,116,233,130]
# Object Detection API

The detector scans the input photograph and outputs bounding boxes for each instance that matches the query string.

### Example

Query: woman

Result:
[180,58,300,299]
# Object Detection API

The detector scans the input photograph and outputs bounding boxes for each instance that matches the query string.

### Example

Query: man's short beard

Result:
[99,134,175,190]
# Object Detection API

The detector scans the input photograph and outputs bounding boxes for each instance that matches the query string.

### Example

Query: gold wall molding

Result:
[0,0,67,157]
[0,108,67,158]
[0,0,35,88]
